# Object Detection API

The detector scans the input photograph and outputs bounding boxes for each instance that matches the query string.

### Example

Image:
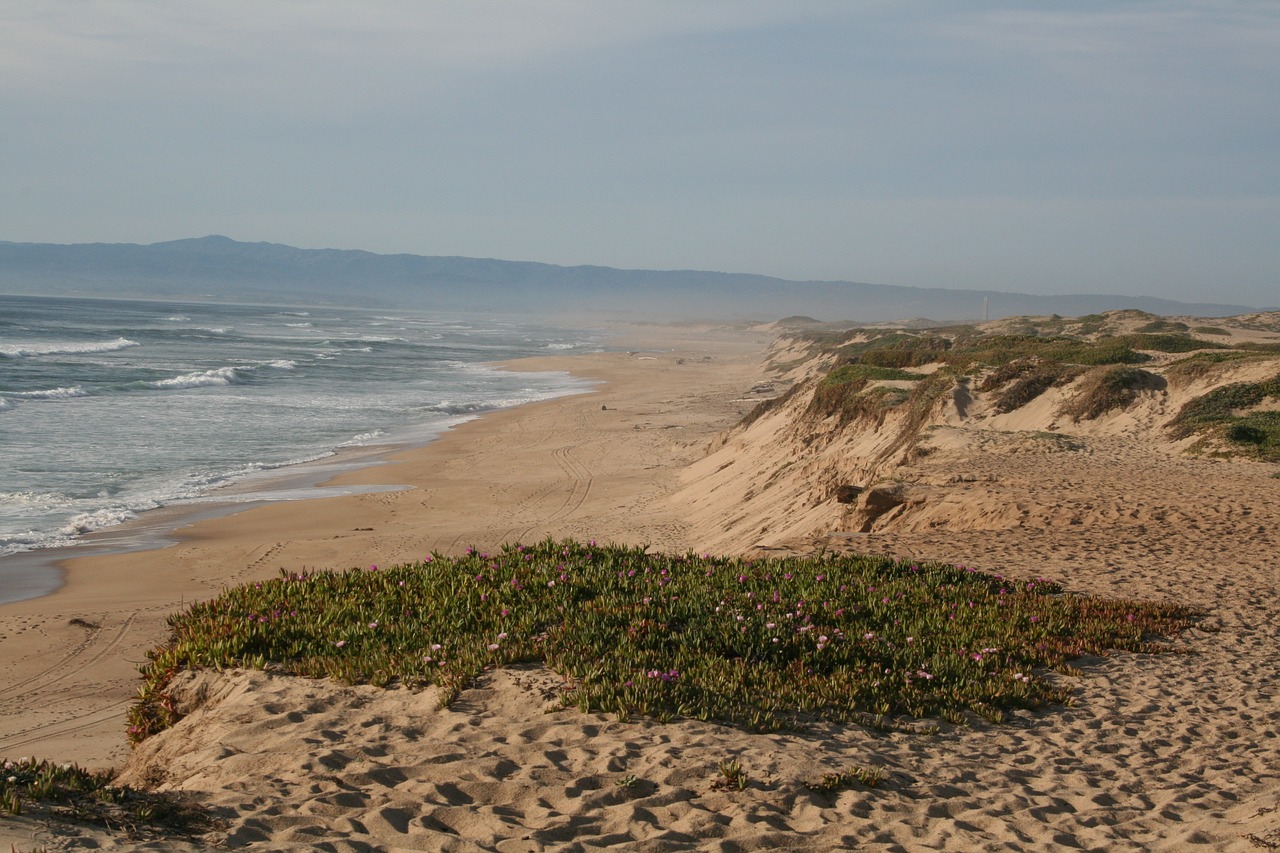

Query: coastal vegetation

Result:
[1169,373,1280,462]
[126,539,1199,744]
[781,311,1280,461]
[0,756,214,839]
[1059,366,1162,423]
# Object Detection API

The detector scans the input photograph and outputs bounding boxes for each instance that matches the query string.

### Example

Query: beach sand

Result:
[4,319,1280,850]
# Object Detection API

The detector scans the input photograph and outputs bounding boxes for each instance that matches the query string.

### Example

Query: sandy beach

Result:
[0,323,772,770]
[4,317,1280,851]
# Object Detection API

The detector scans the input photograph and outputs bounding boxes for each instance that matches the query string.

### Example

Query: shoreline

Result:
[0,370,598,608]
[0,409,530,608]
[0,322,772,770]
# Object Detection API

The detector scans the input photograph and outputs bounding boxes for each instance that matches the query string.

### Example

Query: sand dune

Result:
[4,317,1280,850]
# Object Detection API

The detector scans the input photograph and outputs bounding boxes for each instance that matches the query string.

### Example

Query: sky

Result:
[2,1,1277,306]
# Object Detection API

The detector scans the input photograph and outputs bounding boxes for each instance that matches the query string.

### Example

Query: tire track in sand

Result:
[0,699,133,753]
[0,612,138,701]
[509,446,594,544]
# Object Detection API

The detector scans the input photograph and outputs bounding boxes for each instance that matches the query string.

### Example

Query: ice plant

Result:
[126,538,1201,743]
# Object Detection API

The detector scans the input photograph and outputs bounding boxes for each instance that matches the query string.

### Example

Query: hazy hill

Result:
[0,236,1257,322]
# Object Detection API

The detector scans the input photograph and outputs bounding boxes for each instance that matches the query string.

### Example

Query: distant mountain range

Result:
[0,236,1258,322]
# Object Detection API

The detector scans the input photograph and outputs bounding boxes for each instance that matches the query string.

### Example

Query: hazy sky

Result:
[2,1,1277,306]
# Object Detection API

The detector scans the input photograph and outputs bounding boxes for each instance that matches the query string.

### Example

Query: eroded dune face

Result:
[678,312,1280,554]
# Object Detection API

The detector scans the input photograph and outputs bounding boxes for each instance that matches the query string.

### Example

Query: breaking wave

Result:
[149,366,243,389]
[0,337,139,358]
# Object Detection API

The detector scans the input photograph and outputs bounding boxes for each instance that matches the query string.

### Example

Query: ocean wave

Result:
[149,366,243,389]
[341,429,386,446]
[0,490,75,509]
[545,342,578,350]
[0,337,139,358]
[58,506,142,537]
[11,386,89,400]
[0,533,54,558]
[266,359,298,370]
[425,400,498,415]
[422,388,587,416]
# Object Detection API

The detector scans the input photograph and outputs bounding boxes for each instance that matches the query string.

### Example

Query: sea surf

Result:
[0,294,601,598]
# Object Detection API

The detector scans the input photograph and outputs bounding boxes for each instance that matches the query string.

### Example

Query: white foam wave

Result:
[267,359,298,370]
[545,342,577,350]
[342,430,386,446]
[59,506,141,537]
[427,400,497,415]
[150,366,242,389]
[165,315,191,322]
[0,490,74,509]
[424,386,589,416]
[12,386,89,400]
[0,337,139,358]
[0,532,54,558]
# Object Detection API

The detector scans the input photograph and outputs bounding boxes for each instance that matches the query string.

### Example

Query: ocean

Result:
[0,294,601,596]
